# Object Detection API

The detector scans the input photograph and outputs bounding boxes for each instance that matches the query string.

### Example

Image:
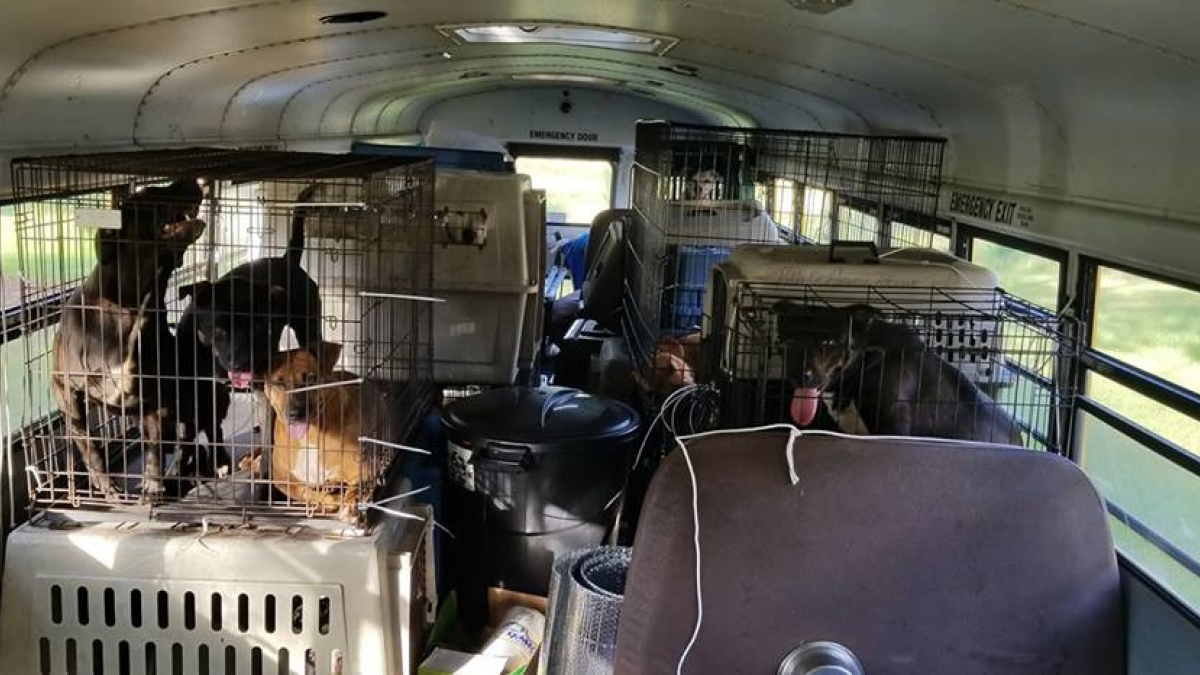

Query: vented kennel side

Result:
[9,149,436,523]
[627,121,948,366]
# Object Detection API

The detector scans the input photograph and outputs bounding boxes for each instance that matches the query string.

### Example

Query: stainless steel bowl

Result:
[778,641,865,675]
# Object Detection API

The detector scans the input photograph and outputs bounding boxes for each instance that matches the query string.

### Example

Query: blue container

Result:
[660,245,732,335]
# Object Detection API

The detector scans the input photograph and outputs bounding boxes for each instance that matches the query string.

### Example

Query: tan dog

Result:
[638,333,703,397]
[264,342,367,521]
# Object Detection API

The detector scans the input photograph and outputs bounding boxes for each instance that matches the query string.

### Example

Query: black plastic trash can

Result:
[442,386,639,629]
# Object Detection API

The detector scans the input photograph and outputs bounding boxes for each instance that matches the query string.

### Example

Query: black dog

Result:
[52,177,207,500]
[775,302,1023,445]
[173,308,231,485]
[177,185,322,395]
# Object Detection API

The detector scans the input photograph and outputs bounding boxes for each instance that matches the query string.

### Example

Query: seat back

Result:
[614,432,1123,674]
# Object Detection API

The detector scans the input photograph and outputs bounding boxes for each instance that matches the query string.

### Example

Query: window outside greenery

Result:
[891,222,950,251]
[800,187,832,243]
[2,205,60,437]
[1083,267,1200,612]
[1092,267,1200,398]
[971,239,1060,311]
[1079,408,1200,613]
[770,178,796,232]
[836,206,879,244]
[514,157,613,225]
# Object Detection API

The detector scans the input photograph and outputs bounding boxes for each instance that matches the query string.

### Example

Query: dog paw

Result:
[237,450,263,474]
[89,475,124,502]
[139,482,166,505]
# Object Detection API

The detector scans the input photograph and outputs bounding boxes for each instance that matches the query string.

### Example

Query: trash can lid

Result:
[443,386,639,445]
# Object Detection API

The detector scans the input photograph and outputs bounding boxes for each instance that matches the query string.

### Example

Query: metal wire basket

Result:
[10,149,436,524]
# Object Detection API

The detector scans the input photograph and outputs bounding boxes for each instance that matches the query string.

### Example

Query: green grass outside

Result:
[2,205,96,305]
[1082,270,1200,610]
[1092,267,1200,410]
[514,157,613,225]
[2,205,93,437]
[973,240,1200,608]
[0,328,55,437]
[971,239,1061,310]
[1083,411,1200,613]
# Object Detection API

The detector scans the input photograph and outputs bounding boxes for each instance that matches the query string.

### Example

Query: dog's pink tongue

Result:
[790,387,821,427]
[228,371,253,389]
[287,421,309,439]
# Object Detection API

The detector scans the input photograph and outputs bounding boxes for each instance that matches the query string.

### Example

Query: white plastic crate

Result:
[665,199,786,246]
[432,170,539,384]
[0,507,434,675]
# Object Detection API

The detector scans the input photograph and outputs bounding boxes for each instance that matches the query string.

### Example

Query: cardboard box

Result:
[486,588,548,675]
[486,587,548,627]
[419,648,506,675]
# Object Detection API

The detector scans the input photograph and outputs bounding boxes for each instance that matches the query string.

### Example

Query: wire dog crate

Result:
[626,121,947,366]
[10,149,436,524]
[709,283,1082,453]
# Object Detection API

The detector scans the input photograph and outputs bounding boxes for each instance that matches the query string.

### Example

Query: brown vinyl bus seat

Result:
[614,432,1122,674]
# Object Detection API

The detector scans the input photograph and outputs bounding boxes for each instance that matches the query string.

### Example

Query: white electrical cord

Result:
[603,384,702,514]
[670,423,801,674]
[674,434,702,675]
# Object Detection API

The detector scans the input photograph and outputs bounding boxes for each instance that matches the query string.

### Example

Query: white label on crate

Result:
[448,441,475,491]
[76,208,123,230]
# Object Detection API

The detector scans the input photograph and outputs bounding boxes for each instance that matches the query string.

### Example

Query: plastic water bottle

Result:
[480,606,546,674]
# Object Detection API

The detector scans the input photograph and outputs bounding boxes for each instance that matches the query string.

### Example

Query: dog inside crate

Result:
[696,278,1083,454]
[15,152,435,524]
[770,301,1023,444]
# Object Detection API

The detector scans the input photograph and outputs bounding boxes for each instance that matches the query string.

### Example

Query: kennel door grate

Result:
[10,151,436,524]
[34,577,348,675]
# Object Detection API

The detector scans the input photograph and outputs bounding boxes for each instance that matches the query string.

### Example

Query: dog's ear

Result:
[774,300,806,340]
[266,347,297,378]
[313,341,343,375]
[177,281,211,301]
[846,305,878,346]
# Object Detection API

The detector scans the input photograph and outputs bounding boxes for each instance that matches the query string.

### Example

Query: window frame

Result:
[768,177,796,231]
[1,198,86,345]
[1123,554,1200,633]
[1074,255,1200,620]
[960,224,1070,312]
[837,194,951,249]
[834,204,882,245]
[948,224,1200,621]
[508,143,620,225]
[1076,258,1200,468]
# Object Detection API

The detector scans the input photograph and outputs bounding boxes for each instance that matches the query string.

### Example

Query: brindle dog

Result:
[775,302,1023,445]
[51,177,206,500]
